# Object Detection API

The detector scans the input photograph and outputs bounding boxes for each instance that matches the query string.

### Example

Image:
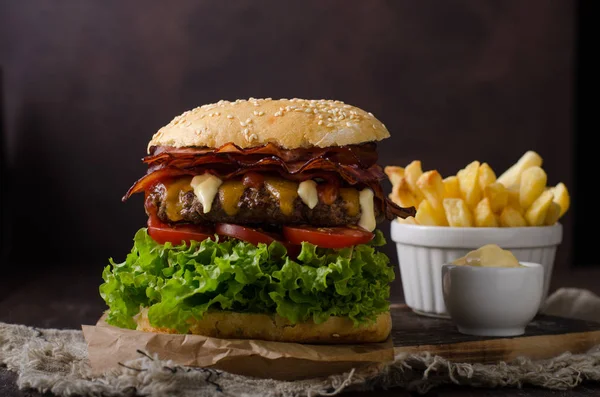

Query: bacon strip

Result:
[125,159,385,200]
[145,142,378,168]
[124,143,416,219]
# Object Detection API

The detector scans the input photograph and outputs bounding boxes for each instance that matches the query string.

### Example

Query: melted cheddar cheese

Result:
[219,180,246,216]
[339,188,359,217]
[264,178,298,216]
[164,177,193,221]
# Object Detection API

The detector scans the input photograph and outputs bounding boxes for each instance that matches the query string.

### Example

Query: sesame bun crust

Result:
[148,98,390,152]
[136,308,392,344]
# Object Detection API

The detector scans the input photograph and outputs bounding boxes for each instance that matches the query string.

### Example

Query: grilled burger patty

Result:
[147,179,381,227]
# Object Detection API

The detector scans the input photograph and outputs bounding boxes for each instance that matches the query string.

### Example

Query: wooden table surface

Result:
[1,263,599,397]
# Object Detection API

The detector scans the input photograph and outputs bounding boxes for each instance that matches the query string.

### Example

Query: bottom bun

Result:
[136,309,392,344]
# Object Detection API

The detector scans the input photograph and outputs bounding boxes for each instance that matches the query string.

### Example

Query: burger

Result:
[100,98,415,344]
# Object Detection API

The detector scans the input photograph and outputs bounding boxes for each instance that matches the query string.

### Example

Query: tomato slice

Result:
[282,226,374,249]
[215,223,300,256]
[147,218,215,245]
[215,223,282,246]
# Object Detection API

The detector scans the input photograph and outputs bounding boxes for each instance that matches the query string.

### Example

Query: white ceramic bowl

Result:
[442,262,544,336]
[391,221,562,317]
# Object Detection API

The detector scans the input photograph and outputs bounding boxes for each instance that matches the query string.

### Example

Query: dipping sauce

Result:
[452,244,522,268]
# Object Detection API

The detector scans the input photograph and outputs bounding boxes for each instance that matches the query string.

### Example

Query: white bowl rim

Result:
[442,261,544,274]
[391,221,562,248]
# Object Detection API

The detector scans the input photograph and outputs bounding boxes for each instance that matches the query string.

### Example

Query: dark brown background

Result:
[1,1,591,302]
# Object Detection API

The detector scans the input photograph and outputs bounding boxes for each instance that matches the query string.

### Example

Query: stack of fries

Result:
[385,151,570,227]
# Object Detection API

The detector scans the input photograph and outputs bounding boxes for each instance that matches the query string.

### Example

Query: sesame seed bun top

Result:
[147,98,390,152]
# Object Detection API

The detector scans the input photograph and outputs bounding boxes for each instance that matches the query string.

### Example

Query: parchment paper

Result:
[82,315,394,380]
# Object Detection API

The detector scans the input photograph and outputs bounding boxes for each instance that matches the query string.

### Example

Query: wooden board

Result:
[390,303,600,363]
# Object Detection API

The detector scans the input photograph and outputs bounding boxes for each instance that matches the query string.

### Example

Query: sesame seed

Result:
[304,108,312,113]
[346,122,353,127]
[240,121,247,127]
[258,111,265,116]
[327,123,334,127]
[274,111,282,117]
[253,110,259,116]
[318,120,324,125]
[246,118,252,124]
[184,121,192,127]
[194,129,201,135]
[372,124,377,129]
[318,115,324,119]
[227,115,234,119]
[368,112,374,117]
[243,128,249,134]
[249,133,258,141]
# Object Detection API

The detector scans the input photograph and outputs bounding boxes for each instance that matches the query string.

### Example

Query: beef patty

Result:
[147,181,381,227]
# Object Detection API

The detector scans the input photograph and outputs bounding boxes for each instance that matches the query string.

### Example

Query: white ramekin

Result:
[442,262,544,336]
[390,221,563,317]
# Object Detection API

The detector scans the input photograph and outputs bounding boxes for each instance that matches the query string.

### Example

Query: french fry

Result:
[443,198,473,227]
[478,163,497,191]
[550,182,570,217]
[397,216,419,225]
[457,161,481,209]
[496,151,543,190]
[483,182,508,213]
[417,170,445,211]
[415,199,446,226]
[544,202,561,226]
[443,176,461,199]
[506,189,524,214]
[519,166,547,210]
[384,166,405,187]
[474,198,499,227]
[499,206,527,227]
[385,150,569,228]
[390,177,419,208]
[404,160,424,201]
[525,190,554,226]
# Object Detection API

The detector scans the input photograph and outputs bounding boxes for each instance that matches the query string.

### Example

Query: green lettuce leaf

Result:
[100,228,394,332]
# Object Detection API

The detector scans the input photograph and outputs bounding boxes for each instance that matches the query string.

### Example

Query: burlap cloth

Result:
[1,288,600,397]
